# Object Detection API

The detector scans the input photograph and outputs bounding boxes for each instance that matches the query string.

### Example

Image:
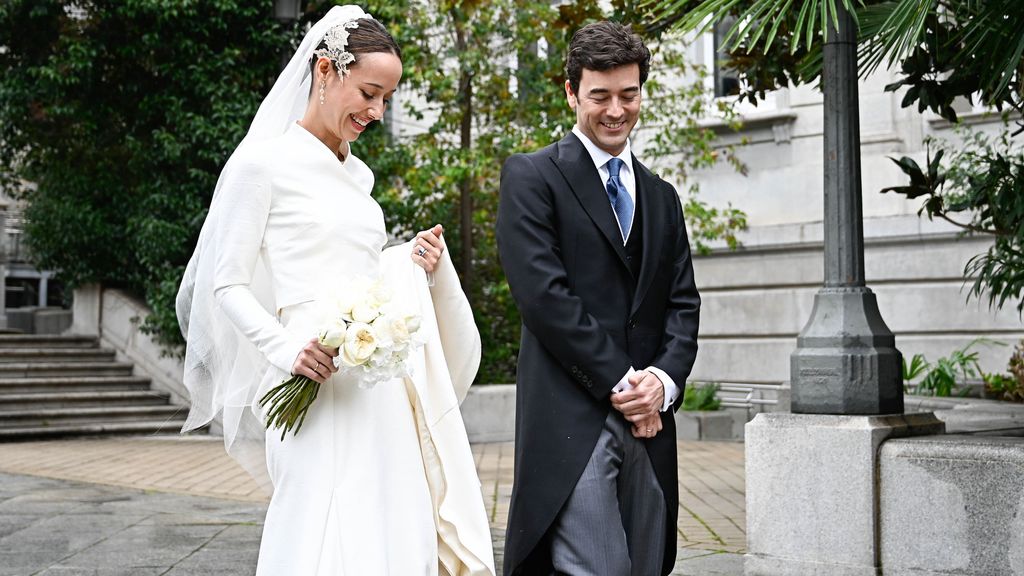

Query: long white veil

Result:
[175,5,371,489]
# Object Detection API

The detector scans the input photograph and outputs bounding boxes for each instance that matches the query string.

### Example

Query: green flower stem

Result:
[258,375,322,441]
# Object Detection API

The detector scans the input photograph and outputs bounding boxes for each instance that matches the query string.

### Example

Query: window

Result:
[713,16,741,99]
[700,17,779,112]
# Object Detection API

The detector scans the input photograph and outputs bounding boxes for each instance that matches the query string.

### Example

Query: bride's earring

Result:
[319,79,326,105]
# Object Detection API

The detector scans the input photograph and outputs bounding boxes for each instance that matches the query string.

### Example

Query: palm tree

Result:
[641,0,1023,123]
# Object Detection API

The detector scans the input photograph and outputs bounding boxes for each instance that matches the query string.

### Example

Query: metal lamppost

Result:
[273,0,301,22]
[789,4,903,415]
[274,0,302,70]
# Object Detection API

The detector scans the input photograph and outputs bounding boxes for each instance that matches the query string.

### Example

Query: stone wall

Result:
[691,224,1023,397]
[67,285,193,408]
[880,435,1024,575]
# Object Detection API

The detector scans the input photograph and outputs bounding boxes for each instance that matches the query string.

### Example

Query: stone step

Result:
[0,348,117,364]
[0,334,200,440]
[0,335,99,349]
[0,405,188,429]
[0,376,152,394]
[0,420,190,441]
[0,390,171,410]
[0,362,135,378]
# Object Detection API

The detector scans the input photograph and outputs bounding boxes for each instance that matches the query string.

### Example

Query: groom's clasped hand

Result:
[611,370,666,439]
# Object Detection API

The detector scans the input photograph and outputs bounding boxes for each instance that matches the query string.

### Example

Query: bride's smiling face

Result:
[309,52,402,151]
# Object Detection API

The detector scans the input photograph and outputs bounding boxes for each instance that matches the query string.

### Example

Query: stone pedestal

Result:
[67,284,101,337]
[880,435,1024,576]
[460,383,516,443]
[790,288,903,414]
[745,412,944,576]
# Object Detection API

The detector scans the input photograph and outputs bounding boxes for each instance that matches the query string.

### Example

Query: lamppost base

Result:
[790,287,904,414]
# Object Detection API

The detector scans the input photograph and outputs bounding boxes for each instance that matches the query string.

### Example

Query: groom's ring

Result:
[646,427,652,433]
[314,362,321,373]
[417,246,427,257]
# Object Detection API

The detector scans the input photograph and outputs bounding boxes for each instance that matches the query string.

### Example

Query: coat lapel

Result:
[551,133,630,270]
[631,158,664,316]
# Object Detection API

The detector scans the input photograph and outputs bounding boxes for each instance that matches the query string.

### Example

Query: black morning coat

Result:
[496,132,701,575]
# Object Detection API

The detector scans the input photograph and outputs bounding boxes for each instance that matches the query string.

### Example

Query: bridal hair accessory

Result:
[314,19,364,78]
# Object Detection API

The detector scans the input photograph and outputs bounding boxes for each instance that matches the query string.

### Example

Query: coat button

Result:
[628,320,637,329]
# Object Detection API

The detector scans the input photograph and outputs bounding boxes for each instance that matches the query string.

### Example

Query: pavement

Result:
[0,436,745,575]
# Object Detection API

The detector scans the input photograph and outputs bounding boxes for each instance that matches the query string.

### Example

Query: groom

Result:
[497,21,701,576]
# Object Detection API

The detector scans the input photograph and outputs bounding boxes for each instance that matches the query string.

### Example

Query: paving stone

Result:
[670,550,746,575]
[0,437,747,574]
[35,567,166,576]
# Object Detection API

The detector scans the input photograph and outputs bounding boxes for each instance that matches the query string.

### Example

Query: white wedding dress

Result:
[204,123,491,575]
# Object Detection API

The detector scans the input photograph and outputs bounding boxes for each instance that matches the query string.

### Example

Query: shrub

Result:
[904,338,1003,397]
[682,382,722,411]
[985,340,1024,403]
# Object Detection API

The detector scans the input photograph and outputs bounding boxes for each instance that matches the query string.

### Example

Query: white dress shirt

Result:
[571,126,680,411]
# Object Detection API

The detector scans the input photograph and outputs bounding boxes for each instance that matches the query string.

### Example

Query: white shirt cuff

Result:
[612,367,636,394]
[646,366,680,412]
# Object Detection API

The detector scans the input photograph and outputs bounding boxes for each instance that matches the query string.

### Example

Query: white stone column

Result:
[745,412,944,575]
[67,283,101,337]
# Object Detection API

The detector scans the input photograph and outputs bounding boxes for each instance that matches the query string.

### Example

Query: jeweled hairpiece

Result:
[313,18,365,77]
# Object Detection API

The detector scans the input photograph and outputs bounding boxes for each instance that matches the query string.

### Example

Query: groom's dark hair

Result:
[565,21,650,95]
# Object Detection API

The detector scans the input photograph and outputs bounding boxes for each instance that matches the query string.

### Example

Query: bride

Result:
[175,6,495,575]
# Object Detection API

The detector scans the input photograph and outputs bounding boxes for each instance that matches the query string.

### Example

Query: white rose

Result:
[351,299,379,324]
[388,316,412,347]
[367,281,392,308]
[371,315,397,349]
[341,323,377,366]
[334,290,358,323]
[318,320,347,349]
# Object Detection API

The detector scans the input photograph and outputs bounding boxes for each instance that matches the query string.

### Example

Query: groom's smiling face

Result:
[565,63,642,157]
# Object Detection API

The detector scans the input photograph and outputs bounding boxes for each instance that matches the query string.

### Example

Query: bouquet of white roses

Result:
[259,277,423,440]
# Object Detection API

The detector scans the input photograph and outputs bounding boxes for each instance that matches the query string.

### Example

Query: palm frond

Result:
[955,0,1024,99]
[859,0,938,77]
[641,0,863,54]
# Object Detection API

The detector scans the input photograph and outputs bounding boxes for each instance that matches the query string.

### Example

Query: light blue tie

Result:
[605,157,634,240]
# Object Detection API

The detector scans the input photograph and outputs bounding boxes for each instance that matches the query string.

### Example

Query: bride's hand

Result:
[411,224,445,273]
[291,338,339,385]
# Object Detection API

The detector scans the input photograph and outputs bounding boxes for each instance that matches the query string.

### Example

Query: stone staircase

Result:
[0,334,190,440]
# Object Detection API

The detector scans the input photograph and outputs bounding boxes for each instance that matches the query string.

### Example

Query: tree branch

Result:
[936,211,1002,236]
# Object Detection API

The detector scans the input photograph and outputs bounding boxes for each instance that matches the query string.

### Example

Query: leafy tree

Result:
[1,0,748,384]
[356,0,748,381]
[0,0,289,347]
[641,0,1024,312]
[882,121,1024,313]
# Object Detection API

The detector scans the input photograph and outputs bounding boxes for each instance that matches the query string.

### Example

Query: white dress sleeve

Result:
[211,157,306,374]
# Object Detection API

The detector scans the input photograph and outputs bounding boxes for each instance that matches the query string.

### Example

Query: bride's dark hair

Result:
[308,17,401,77]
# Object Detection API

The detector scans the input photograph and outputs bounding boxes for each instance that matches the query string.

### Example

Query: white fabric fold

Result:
[381,243,493,576]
